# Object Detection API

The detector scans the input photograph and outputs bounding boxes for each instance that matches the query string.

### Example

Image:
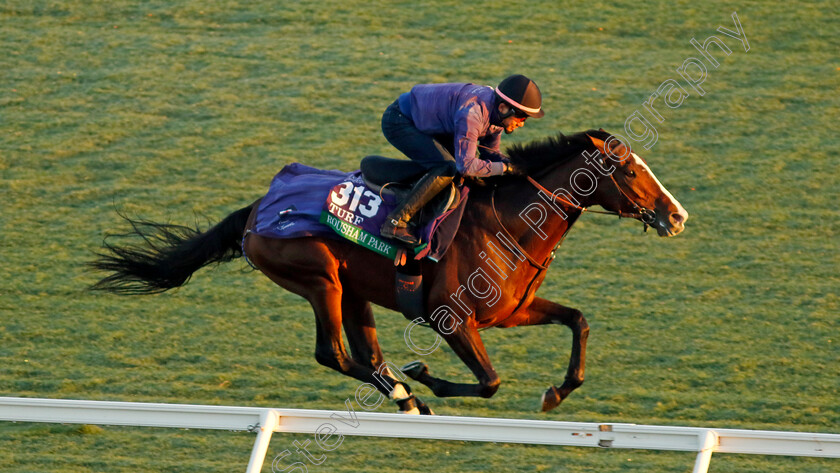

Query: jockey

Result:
[380,74,545,245]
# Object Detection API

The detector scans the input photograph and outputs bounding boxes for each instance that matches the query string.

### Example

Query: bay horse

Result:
[91,130,688,414]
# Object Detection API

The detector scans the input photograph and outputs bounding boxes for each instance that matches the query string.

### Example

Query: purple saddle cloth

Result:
[251,163,468,262]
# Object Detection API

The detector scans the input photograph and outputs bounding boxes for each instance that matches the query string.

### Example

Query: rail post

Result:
[246,409,279,473]
[692,429,719,473]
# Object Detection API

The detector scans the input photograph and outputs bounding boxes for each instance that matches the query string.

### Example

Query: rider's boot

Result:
[381,166,453,245]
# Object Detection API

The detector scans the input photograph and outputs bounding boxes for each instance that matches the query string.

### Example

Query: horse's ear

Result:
[586,133,607,155]
[587,133,633,162]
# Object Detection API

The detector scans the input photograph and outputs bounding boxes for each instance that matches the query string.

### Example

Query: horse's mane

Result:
[505,129,611,176]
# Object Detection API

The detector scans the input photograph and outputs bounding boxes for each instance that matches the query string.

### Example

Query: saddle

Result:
[360,156,461,220]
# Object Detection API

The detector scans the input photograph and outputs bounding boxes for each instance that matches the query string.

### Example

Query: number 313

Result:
[330,182,382,218]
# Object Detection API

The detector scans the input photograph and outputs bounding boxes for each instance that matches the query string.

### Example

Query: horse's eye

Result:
[627,170,637,178]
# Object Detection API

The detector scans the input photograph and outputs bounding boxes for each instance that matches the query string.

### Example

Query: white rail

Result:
[1,397,838,473]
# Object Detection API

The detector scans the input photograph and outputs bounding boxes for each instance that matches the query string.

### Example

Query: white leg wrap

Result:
[389,383,410,401]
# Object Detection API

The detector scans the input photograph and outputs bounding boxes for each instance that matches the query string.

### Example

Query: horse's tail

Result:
[89,201,257,295]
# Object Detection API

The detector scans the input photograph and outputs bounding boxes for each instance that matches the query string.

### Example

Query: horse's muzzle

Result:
[654,209,688,237]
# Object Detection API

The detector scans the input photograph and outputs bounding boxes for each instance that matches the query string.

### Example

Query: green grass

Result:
[1,0,838,471]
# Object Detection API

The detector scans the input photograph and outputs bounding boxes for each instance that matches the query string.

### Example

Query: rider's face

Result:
[502,114,527,134]
[499,103,527,134]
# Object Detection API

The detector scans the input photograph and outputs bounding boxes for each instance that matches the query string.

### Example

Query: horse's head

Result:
[506,130,689,237]
[585,132,688,237]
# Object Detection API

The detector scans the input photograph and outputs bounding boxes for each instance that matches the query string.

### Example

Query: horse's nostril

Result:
[670,213,685,225]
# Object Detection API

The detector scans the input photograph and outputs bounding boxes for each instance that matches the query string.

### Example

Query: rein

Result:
[490,189,552,271]
[486,186,570,330]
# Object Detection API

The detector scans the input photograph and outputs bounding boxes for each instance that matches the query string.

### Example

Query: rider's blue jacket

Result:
[398,83,508,177]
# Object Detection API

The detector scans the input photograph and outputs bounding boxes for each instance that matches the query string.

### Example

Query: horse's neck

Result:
[473,173,585,268]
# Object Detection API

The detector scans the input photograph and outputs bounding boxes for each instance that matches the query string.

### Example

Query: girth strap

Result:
[395,255,425,321]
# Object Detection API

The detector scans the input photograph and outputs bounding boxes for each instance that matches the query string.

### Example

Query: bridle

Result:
[525,173,657,225]
[489,148,659,270]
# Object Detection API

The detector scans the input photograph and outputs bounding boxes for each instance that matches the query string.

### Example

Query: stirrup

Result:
[381,220,420,246]
[384,229,420,246]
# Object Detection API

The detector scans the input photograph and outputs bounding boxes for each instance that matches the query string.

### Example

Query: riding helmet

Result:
[496,74,545,118]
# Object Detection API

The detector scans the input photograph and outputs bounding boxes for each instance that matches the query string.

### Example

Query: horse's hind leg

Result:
[340,296,383,370]
[305,276,412,401]
[303,280,427,412]
[247,236,420,411]
[340,294,433,414]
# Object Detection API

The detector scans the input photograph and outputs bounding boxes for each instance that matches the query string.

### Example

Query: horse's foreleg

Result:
[517,297,589,411]
[404,322,501,399]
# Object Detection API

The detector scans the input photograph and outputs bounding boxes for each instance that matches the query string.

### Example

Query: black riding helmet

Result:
[495,74,545,118]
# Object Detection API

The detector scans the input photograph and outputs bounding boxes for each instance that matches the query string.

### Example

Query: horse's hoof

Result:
[396,394,421,415]
[541,385,563,412]
[401,360,429,380]
[415,398,435,415]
